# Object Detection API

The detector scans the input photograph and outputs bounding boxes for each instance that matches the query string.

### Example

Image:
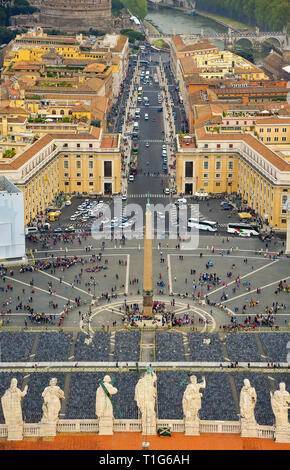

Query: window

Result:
[266,137,271,142]
[228,174,233,178]
[63,143,68,148]
[203,174,208,178]
[216,161,221,170]
[77,173,81,177]
[104,161,112,178]
[228,161,233,170]
[89,143,93,148]
[282,219,286,224]
[282,195,288,205]
[64,172,69,177]
[204,181,208,186]
[203,161,209,170]
[88,160,94,169]
[229,144,233,149]
[185,161,193,178]
[259,128,264,133]
[215,182,220,186]
[282,137,286,141]
[63,161,69,169]
[76,161,81,169]
[267,128,271,133]
[217,144,221,149]
[282,128,286,133]
[215,173,221,178]
[89,181,94,186]
[274,128,279,133]
[77,143,80,148]
[204,144,208,148]
[89,173,94,178]
[77,182,81,186]
[64,181,69,186]
[274,137,278,142]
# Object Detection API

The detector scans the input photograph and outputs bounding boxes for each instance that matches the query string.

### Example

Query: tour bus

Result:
[187,219,218,232]
[25,226,38,235]
[227,223,259,237]
[135,108,141,118]
[133,122,139,132]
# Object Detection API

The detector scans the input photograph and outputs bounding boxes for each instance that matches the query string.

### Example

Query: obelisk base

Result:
[143,295,153,316]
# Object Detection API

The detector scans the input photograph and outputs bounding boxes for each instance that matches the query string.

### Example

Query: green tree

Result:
[121,0,147,20]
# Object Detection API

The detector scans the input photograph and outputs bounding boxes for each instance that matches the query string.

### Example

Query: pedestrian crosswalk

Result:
[126,193,172,198]
[138,139,170,143]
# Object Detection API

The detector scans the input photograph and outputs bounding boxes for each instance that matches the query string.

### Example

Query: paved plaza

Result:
[1,222,289,330]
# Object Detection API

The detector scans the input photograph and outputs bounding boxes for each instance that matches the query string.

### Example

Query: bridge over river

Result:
[147,29,289,51]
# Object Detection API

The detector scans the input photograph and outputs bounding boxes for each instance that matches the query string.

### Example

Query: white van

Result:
[144,113,149,120]
[25,227,38,235]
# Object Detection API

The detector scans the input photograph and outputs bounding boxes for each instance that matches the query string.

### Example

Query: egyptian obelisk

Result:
[143,195,153,316]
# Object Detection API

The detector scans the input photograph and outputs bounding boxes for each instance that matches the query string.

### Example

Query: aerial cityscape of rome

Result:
[0,0,290,454]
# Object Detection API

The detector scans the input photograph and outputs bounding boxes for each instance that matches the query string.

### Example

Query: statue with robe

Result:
[95,375,118,419]
[41,378,65,424]
[239,378,257,424]
[135,371,157,434]
[182,375,206,423]
[270,382,290,428]
[1,378,27,427]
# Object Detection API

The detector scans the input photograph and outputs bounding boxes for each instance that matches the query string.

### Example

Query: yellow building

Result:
[0,130,121,225]
[255,117,290,145]
[176,128,290,230]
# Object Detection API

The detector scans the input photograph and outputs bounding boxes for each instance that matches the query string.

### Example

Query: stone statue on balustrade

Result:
[182,375,206,435]
[96,375,118,435]
[239,378,258,437]
[41,378,65,424]
[270,382,290,442]
[1,378,28,440]
[135,370,157,435]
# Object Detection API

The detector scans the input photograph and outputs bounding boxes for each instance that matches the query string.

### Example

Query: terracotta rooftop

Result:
[83,62,107,73]
[0,106,29,115]
[0,132,101,171]
[255,117,290,125]
[180,57,199,75]
[112,35,128,53]
[196,126,290,171]
[101,134,119,149]
[0,432,289,450]
[215,87,290,95]
[11,61,40,70]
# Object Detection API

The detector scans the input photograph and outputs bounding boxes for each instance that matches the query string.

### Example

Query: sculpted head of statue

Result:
[279,382,286,392]
[243,379,250,388]
[10,378,18,389]
[190,375,197,384]
[50,378,57,386]
[103,375,111,384]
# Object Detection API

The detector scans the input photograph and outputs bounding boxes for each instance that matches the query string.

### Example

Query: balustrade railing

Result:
[0,419,277,440]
